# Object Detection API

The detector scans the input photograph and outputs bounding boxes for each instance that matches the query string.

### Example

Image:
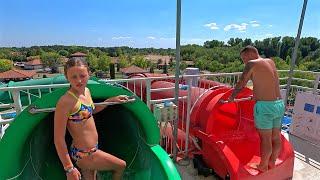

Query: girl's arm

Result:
[93,97,130,114]
[54,97,73,170]
[86,87,129,114]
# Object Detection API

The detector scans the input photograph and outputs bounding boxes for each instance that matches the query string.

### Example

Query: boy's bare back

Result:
[250,58,281,101]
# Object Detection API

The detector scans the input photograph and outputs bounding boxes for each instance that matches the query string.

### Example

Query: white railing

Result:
[0,70,319,160]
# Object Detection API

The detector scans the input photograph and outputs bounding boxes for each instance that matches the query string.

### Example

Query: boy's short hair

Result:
[240,45,259,55]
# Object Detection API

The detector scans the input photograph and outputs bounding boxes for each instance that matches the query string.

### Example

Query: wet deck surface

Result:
[176,132,320,180]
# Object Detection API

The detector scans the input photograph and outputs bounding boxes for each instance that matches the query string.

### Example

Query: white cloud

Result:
[204,22,219,30]
[160,37,175,40]
[268,24,273,27]
[111,36,131,40]
[249,20,260,27]
[265,33,273,37]
[224,23,248,32]
[251,23,260,27]
[147,36,156,40]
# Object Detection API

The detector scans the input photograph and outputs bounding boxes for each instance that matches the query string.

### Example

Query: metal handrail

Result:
[28,98,136,114]
[0,103,13,109]
[219,96,253,104]
[150,96,187,104]
[0,83,70,91]
[0,119,14,125]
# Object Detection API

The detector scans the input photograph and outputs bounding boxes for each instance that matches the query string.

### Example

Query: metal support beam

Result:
[184,78,192,158]
[284,0,308,106]
[173,0,181,162]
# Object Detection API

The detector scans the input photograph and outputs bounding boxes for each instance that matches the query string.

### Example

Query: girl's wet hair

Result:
[64,57,89,76]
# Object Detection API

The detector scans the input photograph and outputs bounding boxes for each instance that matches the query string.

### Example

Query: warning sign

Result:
[290,91,320,145]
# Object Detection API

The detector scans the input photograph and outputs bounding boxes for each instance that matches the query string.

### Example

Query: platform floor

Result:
[176,132,320,180]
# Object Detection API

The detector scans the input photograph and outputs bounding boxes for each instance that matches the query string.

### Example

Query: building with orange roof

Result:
[120,65,148,78]
[70,52,87,57]
[24,59,43,70]
[0,69,36,82]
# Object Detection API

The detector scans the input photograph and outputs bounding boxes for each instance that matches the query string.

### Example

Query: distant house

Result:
[24,59,43,70]
[185,61,195,67]
[120,65,148,78]
[0,69,36,82]
[145,55,173,69]
[70,52,87,57]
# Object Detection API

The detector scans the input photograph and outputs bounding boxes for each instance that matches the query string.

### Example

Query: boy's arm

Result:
[229,61,254,101]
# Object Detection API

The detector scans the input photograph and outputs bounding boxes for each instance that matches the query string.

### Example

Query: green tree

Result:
[40,52,61,73]
[133,55,149,69]
[97,54,111,72]
[204,40,225,48]
[243,38,253,46]
[180,61,188,70]
[118,55,130,68]
[273,57,290,70]
[90,48,103,57]
[0,59,13,72]
[279,36,295,59]
[195,57,207,70]
[58,50,69,57]
[86,53,98,72]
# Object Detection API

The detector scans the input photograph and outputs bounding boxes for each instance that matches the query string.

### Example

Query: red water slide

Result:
[128,73,294,180]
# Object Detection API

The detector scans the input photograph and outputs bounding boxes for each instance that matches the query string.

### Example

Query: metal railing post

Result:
[313,74,320,95]
[146,79,151,109]
[184,77,192,158]
[173,0,181,162]
[0,115,3,139]
[11,90,23,114]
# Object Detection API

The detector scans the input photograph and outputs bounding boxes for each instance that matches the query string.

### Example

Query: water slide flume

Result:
[126,74,294,180]
[0,82,180,180]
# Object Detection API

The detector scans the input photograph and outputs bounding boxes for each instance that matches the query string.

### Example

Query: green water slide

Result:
[0,82,181,180]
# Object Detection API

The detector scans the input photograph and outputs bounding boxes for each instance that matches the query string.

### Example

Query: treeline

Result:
[186,36,320,72]
[1,36,320,73]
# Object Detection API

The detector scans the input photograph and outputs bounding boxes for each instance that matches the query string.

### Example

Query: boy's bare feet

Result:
[248,163,268,172]
[268,159,283,169]
[268,161,276,169]
[256,164,268,172]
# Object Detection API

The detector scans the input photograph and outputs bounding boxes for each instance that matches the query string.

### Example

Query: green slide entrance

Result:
[0,83,180,180]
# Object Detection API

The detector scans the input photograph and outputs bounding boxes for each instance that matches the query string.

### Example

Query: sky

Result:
[0,0,319,48]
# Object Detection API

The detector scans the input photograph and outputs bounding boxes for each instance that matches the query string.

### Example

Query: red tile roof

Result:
[120,65,148,74]
[70,52,87,57]
[25,59,42,66]
[0,69,36,79]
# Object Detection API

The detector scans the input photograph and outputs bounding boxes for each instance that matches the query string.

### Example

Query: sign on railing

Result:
[290,91,320,145]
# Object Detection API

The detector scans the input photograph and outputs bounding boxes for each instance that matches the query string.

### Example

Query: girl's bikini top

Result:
[67,89,95,123]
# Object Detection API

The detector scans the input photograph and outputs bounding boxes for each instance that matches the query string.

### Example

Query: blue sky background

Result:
[0,0,319,48]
